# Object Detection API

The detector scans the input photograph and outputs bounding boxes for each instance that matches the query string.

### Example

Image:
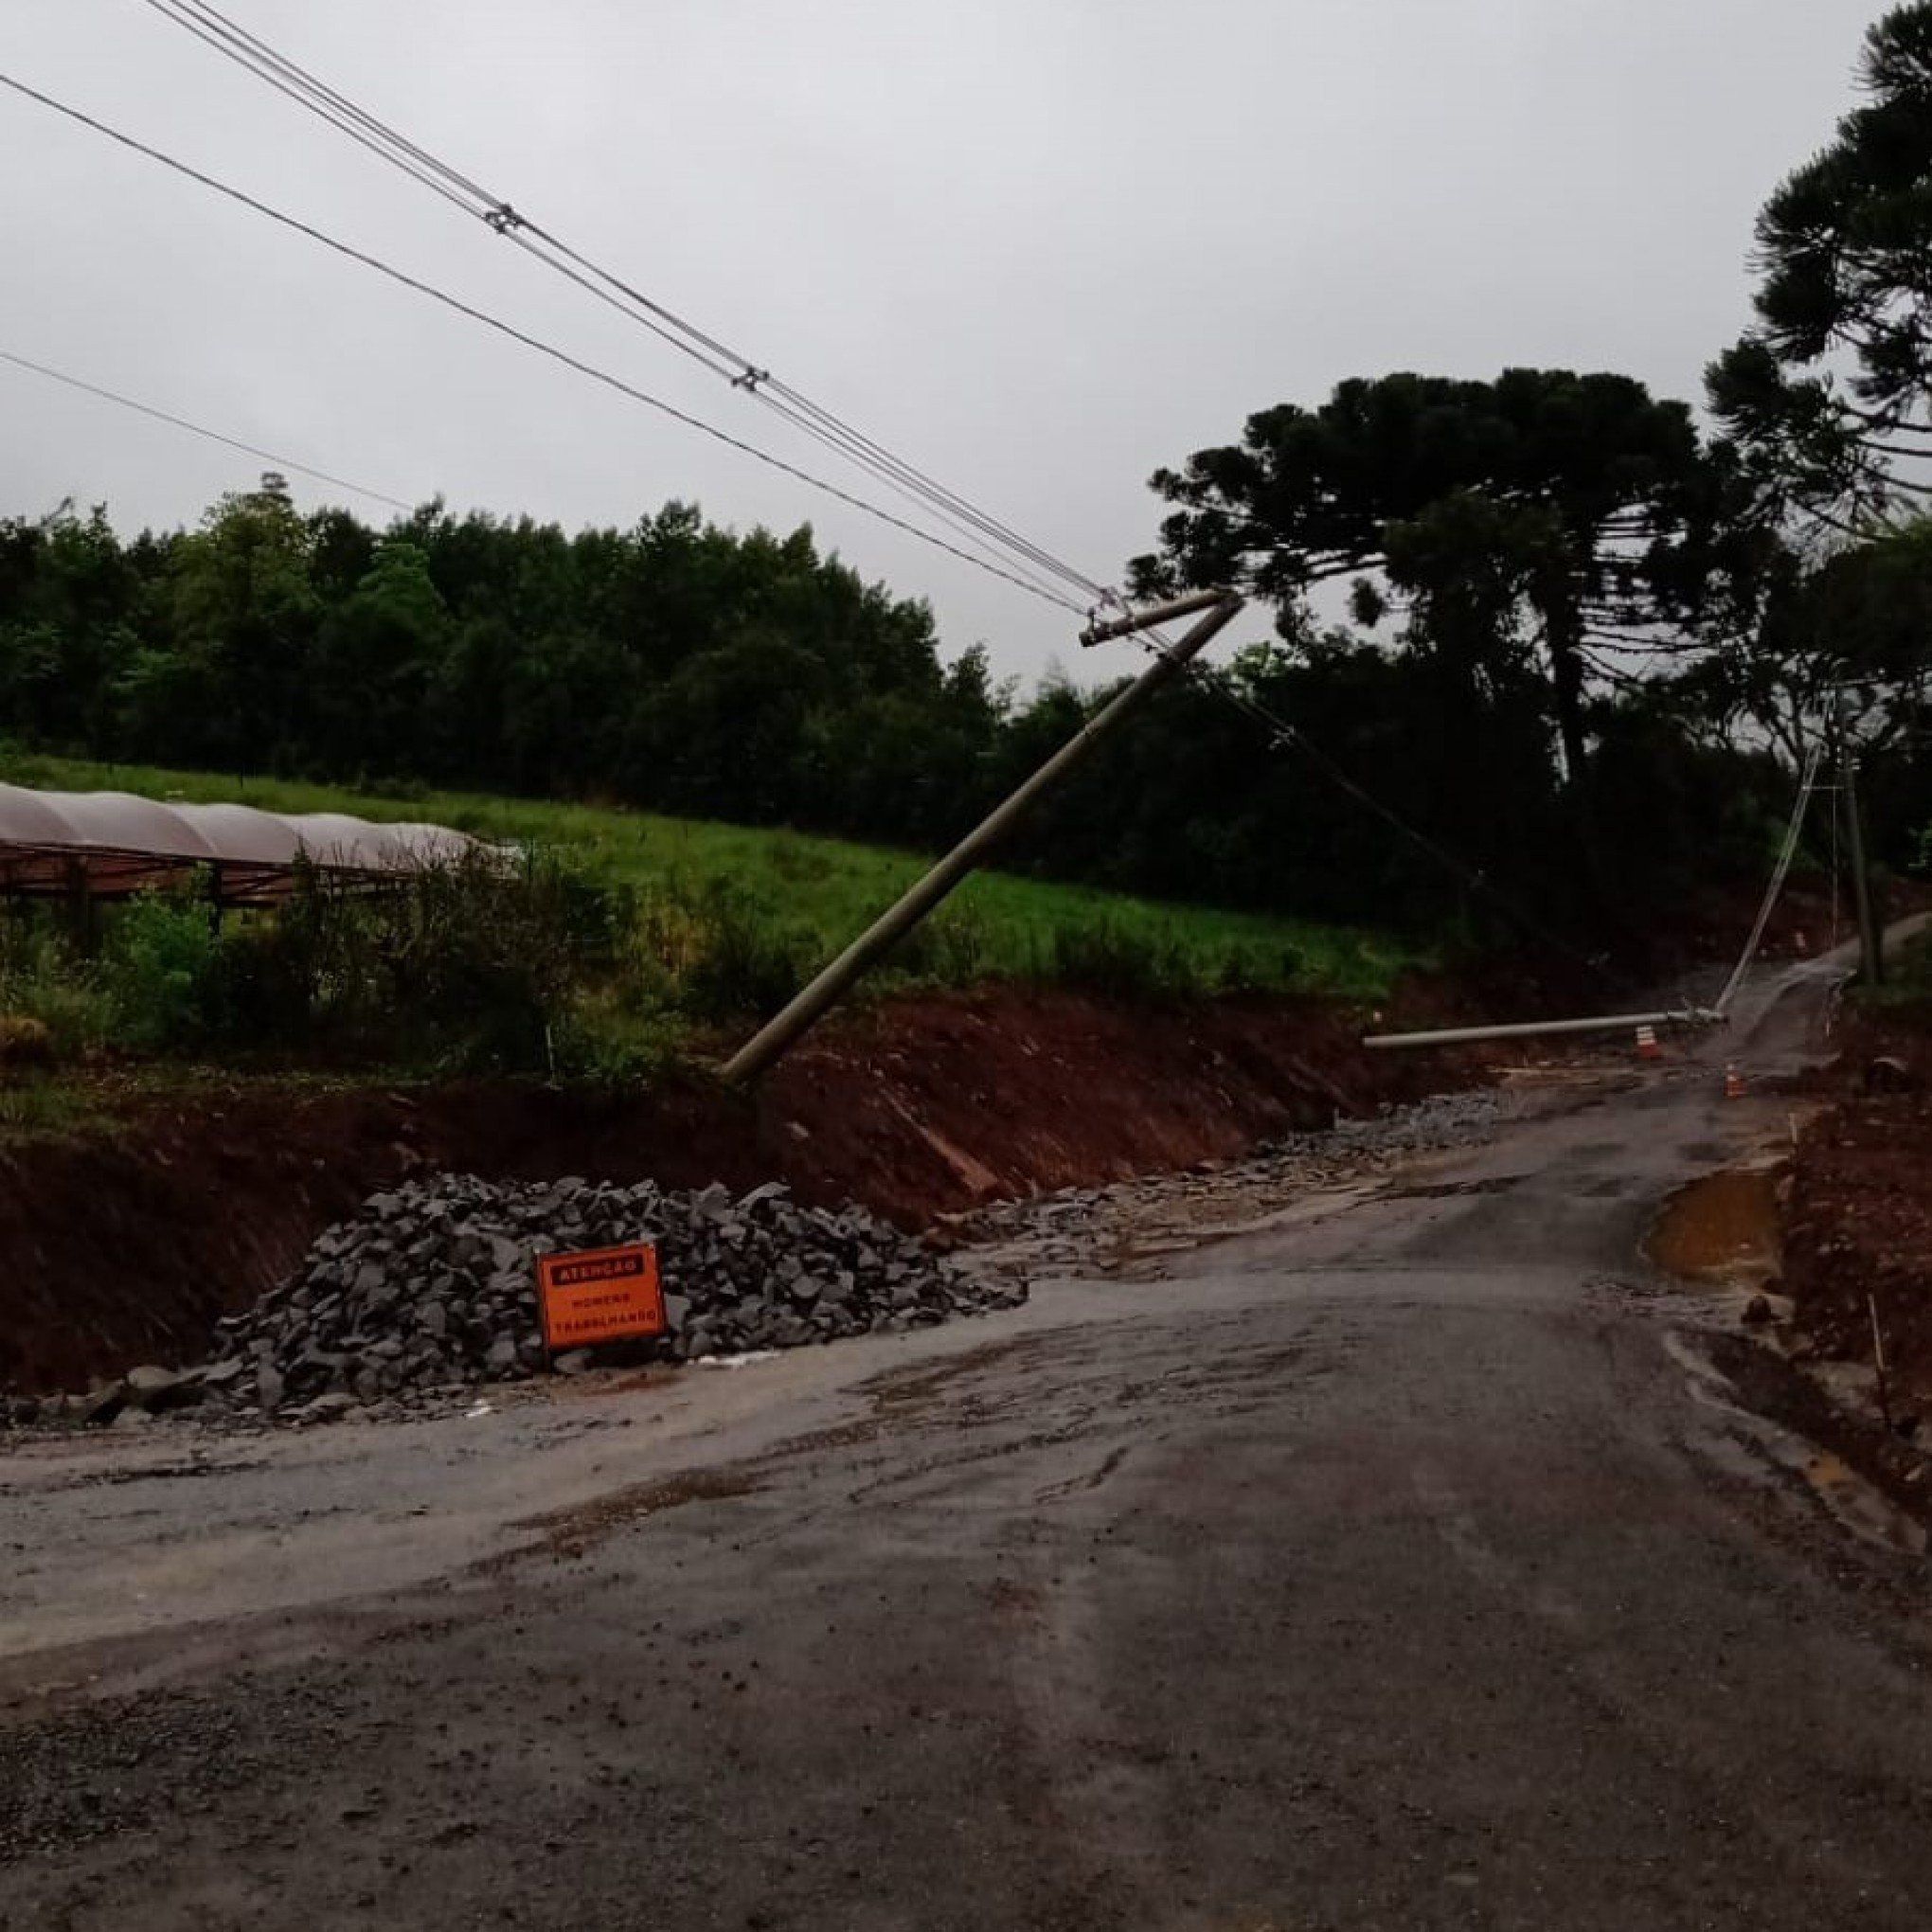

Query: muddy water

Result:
[1654,1158,1932,1559]
[1798,1448,1930,1556]
[1645,1164,1784,1290]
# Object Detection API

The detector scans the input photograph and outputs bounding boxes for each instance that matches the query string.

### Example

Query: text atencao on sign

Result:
[536,1243,668,1351]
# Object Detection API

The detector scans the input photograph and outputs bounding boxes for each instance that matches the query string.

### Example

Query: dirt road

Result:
[6,954,1931,1930]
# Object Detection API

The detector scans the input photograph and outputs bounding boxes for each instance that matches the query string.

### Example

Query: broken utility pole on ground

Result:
[1361,1008,1726,1053]
[721,588,1244,1084]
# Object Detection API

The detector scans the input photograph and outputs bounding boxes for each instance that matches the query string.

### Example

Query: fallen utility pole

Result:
[721,588,1244,1084]
[1363,1008,1725,1052]
[1836,694,1884,987]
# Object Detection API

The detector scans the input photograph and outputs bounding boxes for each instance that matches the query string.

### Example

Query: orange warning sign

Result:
[536,1243,667,1351]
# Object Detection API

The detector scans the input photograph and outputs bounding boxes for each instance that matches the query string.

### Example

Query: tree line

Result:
[4,2,1931,952]
[0,477,1876,947]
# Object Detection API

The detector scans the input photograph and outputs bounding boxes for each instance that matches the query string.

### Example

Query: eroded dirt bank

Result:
[15,958,1932,1932]
[1784,997,1932,1412]
[0,984,1489,1394]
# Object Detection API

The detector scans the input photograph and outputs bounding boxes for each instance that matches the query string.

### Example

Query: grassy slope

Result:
[5,754,1420,1000]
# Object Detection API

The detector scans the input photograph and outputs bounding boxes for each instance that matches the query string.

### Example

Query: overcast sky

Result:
[0,0,1885,681]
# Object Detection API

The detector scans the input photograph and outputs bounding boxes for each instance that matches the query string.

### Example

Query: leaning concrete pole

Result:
[1837,695,1884,987]
[721,588,1243,1084]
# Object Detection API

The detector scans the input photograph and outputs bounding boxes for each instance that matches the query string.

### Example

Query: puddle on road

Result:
[1649,1153,1932,1562]
[478,1466,768,1572]
[1646,1166,1784,1291]
[1668,1334,1930,1558]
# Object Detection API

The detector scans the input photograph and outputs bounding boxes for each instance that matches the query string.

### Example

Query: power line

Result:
[1120,617,1629,988]
[138,0,1110,607]
[151,0,1107,598]
[15,36,1625,967]
[1712,742,1824,1015]
[0,346,416,511]
[0,67,1085,615]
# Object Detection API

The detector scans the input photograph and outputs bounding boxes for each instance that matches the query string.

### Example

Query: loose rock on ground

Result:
[949,1086,1532,1285]
[32,1173,1023,1429]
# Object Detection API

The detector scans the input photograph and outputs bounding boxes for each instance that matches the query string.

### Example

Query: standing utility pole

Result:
[721,588,1244,1084]
[1835,693,1884,987]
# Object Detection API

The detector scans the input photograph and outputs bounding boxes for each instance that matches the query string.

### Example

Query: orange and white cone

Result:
[1724,1062,1745,1101]
[1635,1024,1662,1063]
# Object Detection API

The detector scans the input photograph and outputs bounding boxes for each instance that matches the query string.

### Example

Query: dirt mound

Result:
[1782,993,1932,1417]
[0,1077,757,1399]
[0,983,1494,1397]
[1786,1094,1932,1409]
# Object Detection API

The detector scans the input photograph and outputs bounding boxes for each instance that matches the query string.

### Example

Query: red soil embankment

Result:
[0,984,1484,1396]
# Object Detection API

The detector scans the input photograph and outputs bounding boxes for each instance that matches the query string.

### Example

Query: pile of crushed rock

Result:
[948,1087,1529,1284]
[17,1172,1024,1429]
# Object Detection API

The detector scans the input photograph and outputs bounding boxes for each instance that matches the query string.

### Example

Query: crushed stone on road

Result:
[947,1085,1536,1285]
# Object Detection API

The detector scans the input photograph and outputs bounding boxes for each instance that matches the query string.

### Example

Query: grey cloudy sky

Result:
[0,0,1885,680]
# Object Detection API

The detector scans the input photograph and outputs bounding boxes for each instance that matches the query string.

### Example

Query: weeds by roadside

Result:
[5,754,1417,1003]
[0,1052,124,1142]
[0,759,1421,1113]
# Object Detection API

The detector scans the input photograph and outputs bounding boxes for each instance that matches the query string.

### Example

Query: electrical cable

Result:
[0,67,1086,615]
[137,0,1110,606]
[1119,618,1632,990]
[1831,774,1844,952]
[1711,742,1825,1015]
[137,0,486,222]
[47,20,1743,987]
[23,49,1486,917]
[0,345,415,510]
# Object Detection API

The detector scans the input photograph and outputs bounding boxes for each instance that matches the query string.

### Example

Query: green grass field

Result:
[4,753,1418,1002]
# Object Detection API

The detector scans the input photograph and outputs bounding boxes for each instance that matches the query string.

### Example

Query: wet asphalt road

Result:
[4,957,1932,1930]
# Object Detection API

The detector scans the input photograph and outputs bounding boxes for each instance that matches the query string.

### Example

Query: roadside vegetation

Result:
[5,4,1932,1116]
[0,754,1415,1098]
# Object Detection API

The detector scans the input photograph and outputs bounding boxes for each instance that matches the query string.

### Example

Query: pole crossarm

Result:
[1079,589,1239,647]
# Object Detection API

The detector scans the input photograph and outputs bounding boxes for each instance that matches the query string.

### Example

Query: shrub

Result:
[0,916,116,1059]
[889,907,989,986]
[103,888,222,1051]
[1043,920,1198,1000]
[547,998,688,1086]
[0,1013,55,1070]
[649,881,811,1024]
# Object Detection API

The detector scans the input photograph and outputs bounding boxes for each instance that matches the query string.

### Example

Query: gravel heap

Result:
[1270,1086,1523,1159]
[191,1172,1024,1422]
[956,1088,1524,1245]
[945,1087,1531,1289]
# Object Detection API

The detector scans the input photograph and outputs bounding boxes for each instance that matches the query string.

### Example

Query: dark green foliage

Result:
[0,487,983,850]
[1708,3,1932,519]
[0,856,615,1076]
[659,882,813,1025]
[1130,368,1750,798]
[1681,515,1932,769]
[1043,920,1200,1002]
[219,854,597,1073]
[0,466,1836,965]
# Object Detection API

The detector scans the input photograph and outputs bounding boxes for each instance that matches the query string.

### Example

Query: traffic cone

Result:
[1635,1024,1662,1063]
[1724,1063,1745,1100]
